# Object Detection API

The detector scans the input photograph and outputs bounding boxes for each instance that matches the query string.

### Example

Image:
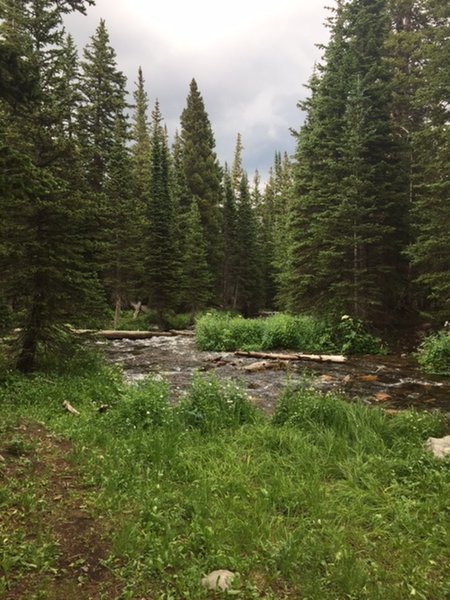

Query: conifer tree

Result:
[145,101,177,321]
[286,0,408,321]
[221,165,238,307]
[235,174,262,315]
[0,0,104,372]
[181,199,213,312]
[79,19,127,193]
[231,132,244,195]
[131,66,151,207]
[179,79,223,298]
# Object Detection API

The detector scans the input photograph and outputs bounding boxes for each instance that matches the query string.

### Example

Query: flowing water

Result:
[101,335,450,415]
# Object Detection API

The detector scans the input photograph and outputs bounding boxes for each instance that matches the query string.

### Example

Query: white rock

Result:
[426,435,450,459]
[201,569,235,592]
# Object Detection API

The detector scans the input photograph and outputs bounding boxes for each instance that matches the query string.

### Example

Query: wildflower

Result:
[341,315,350,321]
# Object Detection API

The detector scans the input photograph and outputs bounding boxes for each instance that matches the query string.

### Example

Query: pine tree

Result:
[131,66,151,207]
[0,0,104,372]
[285,0,408,322]
[79,19,127,193]
[407,0,450,319]
[231,132,244,195]
[181,199,213,312]
[221,165,238,307]
[179,79,223,299]
[235,174,262,315]
[103,117,140,326]
[145,101,177,321]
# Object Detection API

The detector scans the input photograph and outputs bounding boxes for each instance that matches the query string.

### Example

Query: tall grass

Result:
[195,312,385,355]
[1,360,448,599]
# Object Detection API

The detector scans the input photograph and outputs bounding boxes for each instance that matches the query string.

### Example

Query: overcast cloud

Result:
[65,0,330,179]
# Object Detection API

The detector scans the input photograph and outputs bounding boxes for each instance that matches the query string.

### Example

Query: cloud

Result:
[65,0,329,178]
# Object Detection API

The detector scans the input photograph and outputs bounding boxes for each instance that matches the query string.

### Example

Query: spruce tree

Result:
[286,0,408,322]
[0,0,104,372]
[221,165,238,307]
[181,199,213,312]
[235,174,262,315]
[145,101,177,321]
[79,19,127,193]
[179,79,223,299]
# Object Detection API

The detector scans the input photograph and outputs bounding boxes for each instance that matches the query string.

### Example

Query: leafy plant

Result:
[178,373,257,433]
[335,315,386,355]
[416,330,450,376]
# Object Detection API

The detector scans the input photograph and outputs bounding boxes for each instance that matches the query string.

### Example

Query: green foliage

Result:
[196,312,384,355]
[178,373,258,433]
[336,315,386,355]
[195,312,265,351]
[112,378,172,430]
[416,331,450,376]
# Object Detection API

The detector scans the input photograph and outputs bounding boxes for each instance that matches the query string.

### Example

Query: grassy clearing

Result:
[1,355,449,599]
[195,312,385,355]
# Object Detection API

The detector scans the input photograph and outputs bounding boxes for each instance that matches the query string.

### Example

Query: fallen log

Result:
[74,329,175,339]
[235,350,347,363]
[242,360,287,372]
[169,329,196,337]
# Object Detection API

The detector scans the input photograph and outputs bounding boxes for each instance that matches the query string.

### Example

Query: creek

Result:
[101,335,450,415]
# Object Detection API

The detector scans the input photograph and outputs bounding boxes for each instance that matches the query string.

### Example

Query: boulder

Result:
[426,435,450,459]
[201,570,236,592]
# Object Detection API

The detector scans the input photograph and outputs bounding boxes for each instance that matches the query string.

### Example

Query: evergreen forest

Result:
[0,0,449,367]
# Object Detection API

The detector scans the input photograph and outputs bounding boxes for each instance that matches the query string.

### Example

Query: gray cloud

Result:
[65,1,329,179]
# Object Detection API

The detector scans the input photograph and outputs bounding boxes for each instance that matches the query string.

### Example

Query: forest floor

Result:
[0,421,119,600]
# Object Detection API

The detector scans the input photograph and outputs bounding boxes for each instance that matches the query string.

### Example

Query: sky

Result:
[65,0,330,180]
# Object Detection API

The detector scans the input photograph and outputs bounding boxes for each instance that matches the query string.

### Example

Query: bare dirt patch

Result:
[0,422,120,600]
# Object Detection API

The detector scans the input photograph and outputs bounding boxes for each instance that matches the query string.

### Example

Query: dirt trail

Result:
[0,422,119,600]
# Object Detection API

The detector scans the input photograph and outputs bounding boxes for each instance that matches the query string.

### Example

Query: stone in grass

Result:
[201,570,236,592]
[426,435,450,459]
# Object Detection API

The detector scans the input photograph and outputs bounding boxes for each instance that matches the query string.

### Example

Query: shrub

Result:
[335,316,386,355]
[113,378,172,430]
[261,314,334,353]
[178,373,257,433]
[416,330,450,376]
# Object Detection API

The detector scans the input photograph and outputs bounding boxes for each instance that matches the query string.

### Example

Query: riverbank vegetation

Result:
[417,330,450,376]
[1,357,449,598]
[196,312,386,355]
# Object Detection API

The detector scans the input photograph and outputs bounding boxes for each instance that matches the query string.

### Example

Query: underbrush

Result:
[196,312,385,355]
[1,357,448,599]
[114,310,194,331]
[416,330,450,376]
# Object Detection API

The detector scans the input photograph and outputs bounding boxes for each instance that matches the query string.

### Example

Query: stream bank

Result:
[101,335,450,415]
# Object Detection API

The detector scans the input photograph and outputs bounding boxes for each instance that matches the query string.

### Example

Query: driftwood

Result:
[235,350,347,363]
[63,400,80,416]
[242,360,287,372]
[74,329,174,339]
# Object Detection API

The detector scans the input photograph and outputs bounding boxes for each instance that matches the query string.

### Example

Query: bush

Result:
[335,316,386,355]
[113,378,172,430]
[178,373,257,433]
[416,330,450,376]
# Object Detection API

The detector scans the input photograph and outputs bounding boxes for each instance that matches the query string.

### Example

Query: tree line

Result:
[0,0,449,371]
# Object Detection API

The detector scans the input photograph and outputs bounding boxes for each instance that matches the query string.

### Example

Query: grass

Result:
[1,354,449,599]
[195,312,386,355]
